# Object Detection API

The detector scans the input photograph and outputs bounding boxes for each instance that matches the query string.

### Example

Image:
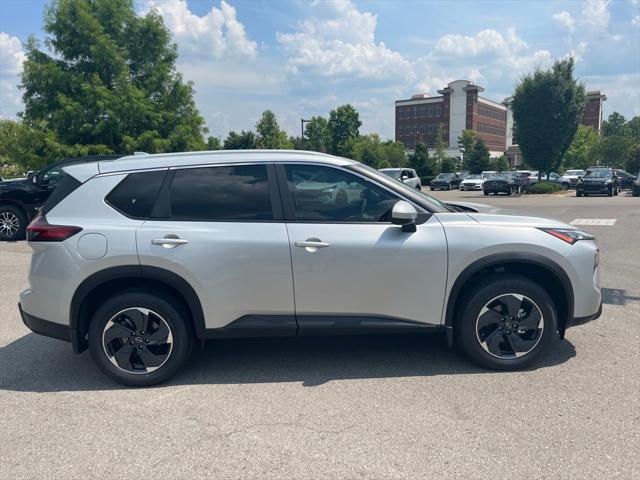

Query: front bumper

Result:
[19,303,71,343]
[567,299,602,330]
[577,183,611,193]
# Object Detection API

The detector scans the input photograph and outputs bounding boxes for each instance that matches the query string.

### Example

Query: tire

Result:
[608,186,613,197]
[576,192,583,197]
[483,191,489,196]
[455,274,557,370]
[88,291,194,387]
[561,183,569,190]
[0,205,27,241]
[614,187,618,196]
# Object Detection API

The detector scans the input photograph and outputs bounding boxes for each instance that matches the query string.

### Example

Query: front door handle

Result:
[295,238,331,253]
[151,236,189,248]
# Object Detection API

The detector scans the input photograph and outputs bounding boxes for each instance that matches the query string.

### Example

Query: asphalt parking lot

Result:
[1,190,638,479]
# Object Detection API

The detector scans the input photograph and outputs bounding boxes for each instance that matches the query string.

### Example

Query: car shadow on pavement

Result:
[601,287,640,306]
[0,332,576,392]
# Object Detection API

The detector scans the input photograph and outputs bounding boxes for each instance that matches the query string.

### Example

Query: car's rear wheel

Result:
[456,274,556,370]
[561,183,570,190]
[608,186,614,197]
[0,205,26,241]
[88,291,194,386]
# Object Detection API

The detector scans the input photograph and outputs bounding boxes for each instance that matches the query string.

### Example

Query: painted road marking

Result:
[570,219,617,226]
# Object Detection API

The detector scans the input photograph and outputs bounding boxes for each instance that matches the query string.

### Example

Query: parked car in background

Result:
[632,175,640,197]
[614,169,636,190]
[483,174,515,195]
[18,150,602,386]
[481,170,496,178]
[380,168,422,190]
[576,167,619,197]
[0,155,122,241]
[559,170,585,189]
[430,173,461,190]
[460,174,485,191]
[520,171,564,191]
[457,170,470,179]
[499,171,521,193]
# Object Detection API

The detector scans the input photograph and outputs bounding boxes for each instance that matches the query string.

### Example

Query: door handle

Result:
[151,236,189,248]
[295,238,331,252]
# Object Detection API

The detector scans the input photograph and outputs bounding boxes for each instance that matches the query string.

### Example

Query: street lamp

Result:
[301,118,311,150]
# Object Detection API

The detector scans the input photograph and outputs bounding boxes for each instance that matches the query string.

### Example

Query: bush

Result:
[526,182,563,194]
[420,176,435,186]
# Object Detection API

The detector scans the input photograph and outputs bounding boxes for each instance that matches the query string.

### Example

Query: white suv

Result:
[19,150,602,386]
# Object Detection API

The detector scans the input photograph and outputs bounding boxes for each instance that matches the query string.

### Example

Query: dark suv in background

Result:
[576,167,619,197]
[0,155,122,241]
[614,169,636,190]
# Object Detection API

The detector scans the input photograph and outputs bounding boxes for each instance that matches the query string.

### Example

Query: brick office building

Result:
[395,80,606,162]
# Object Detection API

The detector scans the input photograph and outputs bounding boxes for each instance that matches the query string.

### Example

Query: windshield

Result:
[464,174,483,180]
[435,173,454,180]
[380,169,402,179]
[351,163,455,213]
[584,169,611,178]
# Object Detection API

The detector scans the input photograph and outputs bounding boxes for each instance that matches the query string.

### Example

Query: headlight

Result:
[605,179,612,184]
[538,227,595,245]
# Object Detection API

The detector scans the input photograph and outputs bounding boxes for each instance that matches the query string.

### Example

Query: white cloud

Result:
[436,28,527,57]
[632,15,640,27]
[582,0,611,32]
[142,0,257,59]
[552,11,576,32]
[0,32,25,118]
[276,0,413,81]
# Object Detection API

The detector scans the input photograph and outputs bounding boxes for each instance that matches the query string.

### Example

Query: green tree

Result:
[563,124,599,170]
[466,138,491,174]
[206,136,223,150]
[457,129,477,170]
[409,143,437,178]
[21,0,207,158]
[380,140,407,167]
[432,124,448,166]
[511,57,586,179]
[490,155,509,172]
[625,144,640,174]
[349,134,382,167]
[327,104,361,157]
[223,130,257,149]
[440,156,456,173]
[602,112,627,137]
[255,110,292,149]
[591,135,633,168]
[304,116,330,152]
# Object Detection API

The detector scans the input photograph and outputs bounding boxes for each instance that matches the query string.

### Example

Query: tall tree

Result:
[563,124,599,170]
[206,136,223,150]
[327,104,361,157]
[304,116,330,152]
[457,129,477,170]
[591,135,633,168]
[432,124,449,166]
[602,112,627,137]
[223,130,257,149]
[20,0,207,157]
[625,144,640,175]
[409,143,437,178]
[255,110,292,149]
[466,138,491,174]
[511,57,585,179]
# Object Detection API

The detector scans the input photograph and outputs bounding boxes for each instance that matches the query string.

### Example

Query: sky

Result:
[1,0,639,140]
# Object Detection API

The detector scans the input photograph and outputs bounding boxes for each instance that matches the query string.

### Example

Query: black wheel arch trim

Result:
[444,252,574,337]
[70,265,206,353]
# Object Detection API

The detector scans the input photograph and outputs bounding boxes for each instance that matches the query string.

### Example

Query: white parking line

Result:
[570,219,617,226]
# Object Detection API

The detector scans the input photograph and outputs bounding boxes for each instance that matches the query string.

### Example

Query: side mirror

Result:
[391,200,418,232]
[401,175,408,181]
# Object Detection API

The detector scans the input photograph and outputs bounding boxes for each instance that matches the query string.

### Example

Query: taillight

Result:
[27,215,82,242]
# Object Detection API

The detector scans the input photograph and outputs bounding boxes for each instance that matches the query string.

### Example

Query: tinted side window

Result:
[284,164,399,222]
[42,175,81,215]
[106,170,166,218]
[169,164,273,221]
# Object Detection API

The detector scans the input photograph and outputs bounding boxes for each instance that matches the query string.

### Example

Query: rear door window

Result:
[169,164,273,221]
[106,170,167,219]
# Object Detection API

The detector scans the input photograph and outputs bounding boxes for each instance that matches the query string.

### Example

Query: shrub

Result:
[526,182,563,194]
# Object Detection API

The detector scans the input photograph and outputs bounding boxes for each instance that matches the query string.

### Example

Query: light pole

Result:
[301,118,311,150]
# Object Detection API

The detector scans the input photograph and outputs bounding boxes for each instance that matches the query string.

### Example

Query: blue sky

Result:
[1,0,639,140]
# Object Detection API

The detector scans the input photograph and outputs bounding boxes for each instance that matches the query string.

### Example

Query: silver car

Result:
[19,150,602,386]
[379,168,422,190]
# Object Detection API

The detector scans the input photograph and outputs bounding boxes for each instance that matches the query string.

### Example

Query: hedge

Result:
[525,182,563,194]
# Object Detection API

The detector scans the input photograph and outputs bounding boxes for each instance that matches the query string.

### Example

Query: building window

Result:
[477,122,505,136]
[478,103,505,121]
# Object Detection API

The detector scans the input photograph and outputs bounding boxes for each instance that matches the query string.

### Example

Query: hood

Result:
[446,201,571,228]
[0,178,30,192]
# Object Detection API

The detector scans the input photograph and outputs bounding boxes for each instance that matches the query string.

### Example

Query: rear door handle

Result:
[295,238,331,252]
[151,237,189,248]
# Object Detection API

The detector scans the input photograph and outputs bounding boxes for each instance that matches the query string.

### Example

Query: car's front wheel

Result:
[456,274,556,370]
[88,291,194,386]
[0,205,27,241]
